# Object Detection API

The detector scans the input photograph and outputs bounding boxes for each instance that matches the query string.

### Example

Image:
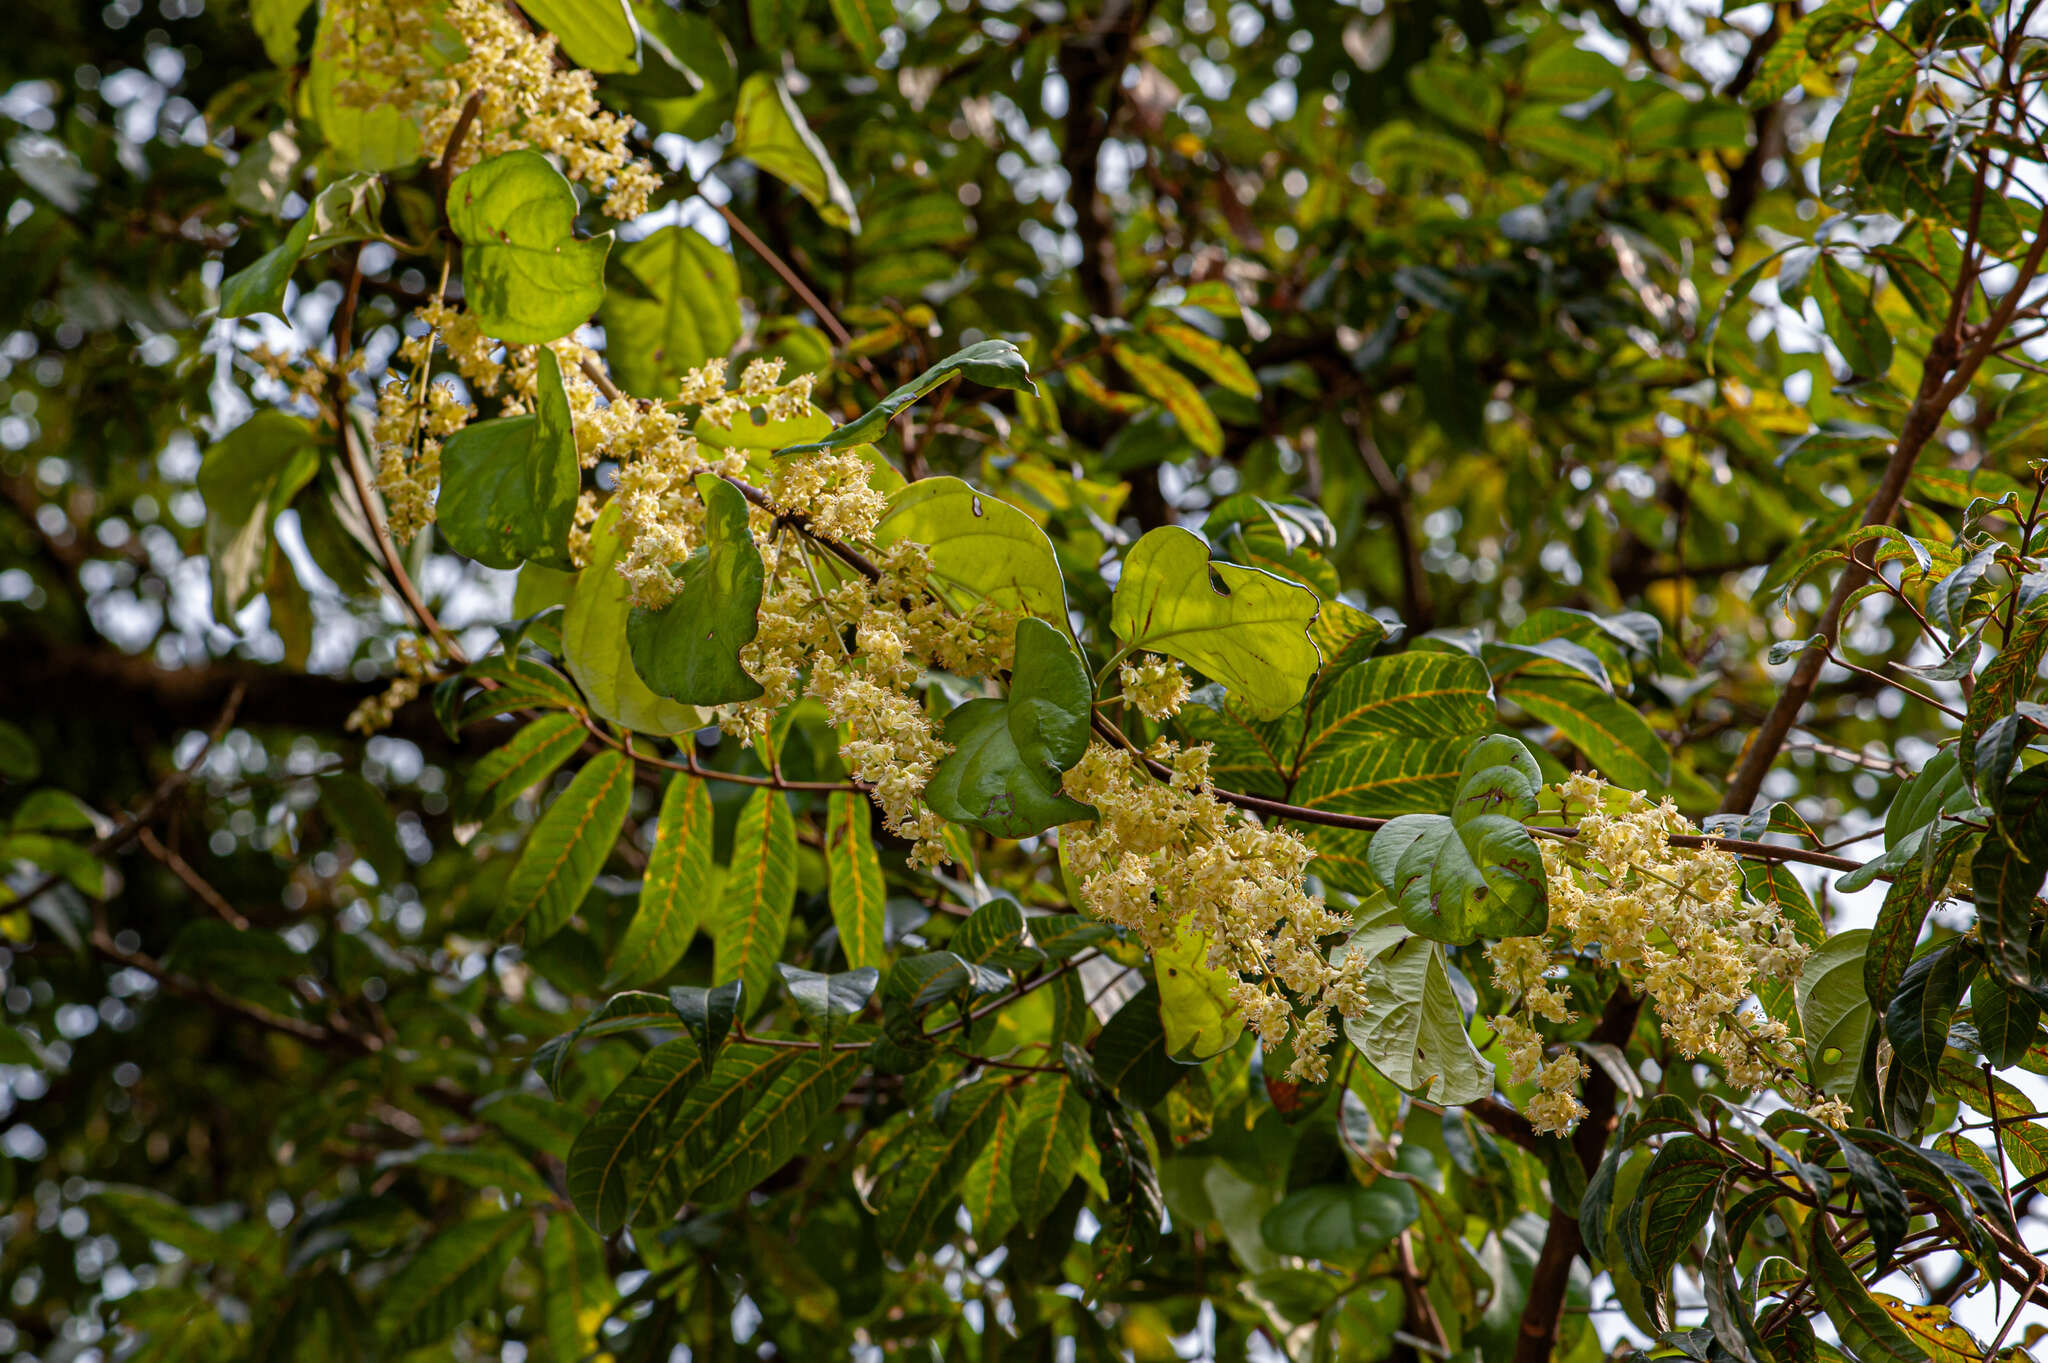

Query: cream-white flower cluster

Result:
[1487,773,1820,1135]
[322,0,659,219]
[1060,741,1365,1082]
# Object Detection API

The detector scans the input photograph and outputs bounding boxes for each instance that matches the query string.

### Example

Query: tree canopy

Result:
[6,0,2048,1359]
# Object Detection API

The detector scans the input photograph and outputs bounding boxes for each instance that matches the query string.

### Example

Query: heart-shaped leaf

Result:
[626,475,766,705]
[447,149,613,343]
[925,618,1095,839]
[437,346,581,570]
[1111,526,1320,721]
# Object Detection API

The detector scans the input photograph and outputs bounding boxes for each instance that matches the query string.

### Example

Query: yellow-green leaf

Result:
[826,793,886,970]
[494,751,633,942]
[1111,526,1321,721]
[1111,343,1222,456]
[608,774,714,987]
[714,787,798,1012]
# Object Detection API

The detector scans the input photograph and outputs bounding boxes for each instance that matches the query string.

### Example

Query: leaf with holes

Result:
[1113,526,1321,722]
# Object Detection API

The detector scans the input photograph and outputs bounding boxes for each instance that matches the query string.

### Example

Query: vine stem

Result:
[1720,195,2048,814]
[1087,715,1871,876]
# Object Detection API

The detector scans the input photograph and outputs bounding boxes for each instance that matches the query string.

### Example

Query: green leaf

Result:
[875,1077,1013,1256]
[775,963,879,1030]
[305,3,423,172]
[541,1214,613,1363]
[1007,1077,1089,1224]
[1973,815,2045,992]
[1341,935,1494,1105]
[1634,1136,1728,1276]
[1815,257,1894,377]
[1502,676,1670,788]
[626,1042,795,1223]
[1111,343,1222,457]
[1626,92,1751,151]
[1407,59,1502,135]
[730,73,859,232]
[516,0,640,72]
[1112,526,1322,722]
[825,793,886,970]
[1809,1216,1932,1363]
[1863,819,1971,1014]
[1300,653,1496,761]
[1819,39,1919,202]
[437,346,581,570]
[198,411,320,625]
[1089,1088,1163,1285]
[447,149,613,343]
[1259,1178,1419,1258]
[871,476,1070,624]
[668,979,744,1061]
[1147,321,1259,398]
[607,774,713,987]
[779,341,1036,456]
[319,771,407,886]
[1833,1129,1908,1271]
[563,500,703,736]
[959,1093,1020,1245]
[458,712,586,823]
[1973,973,2040,1069]
[1962,598,2048,793]
[1884,941,1965,1081]
[625,476,766,705]
[1798,929,1874,1097]
[1367,738,1547,942]
[219,173,385,319]
[601,224,740,399]
[533,990,676,1097]
[1155,922,1245,1061]
[494,751,633,942]
[566,1036,704,1232]
[689,1045,869,1201]
[713,786,798,1013]
[377,1213,530,1352]
[827,0,888,64]
[926,618,1095,838]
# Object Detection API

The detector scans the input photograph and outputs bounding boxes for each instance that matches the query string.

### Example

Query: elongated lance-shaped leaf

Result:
[533,990,676,1098]
[1808,1215,1933,1363]
[493,751,633,942]
[1883,941,1966,1081]
[626,1042,796,1225]
[713,787,797,1013]
[1112,526,1321,721]
[607,774,714,988]
[1502,675,1671,788]
[875,1077,1012,1257]
[626,476,766,706]
[376,1213,532,1351]
[825,792,886,969]
[459,712,586,823]
[688,1044,870,1202]
[960,1093,1020,1244]
[541,1214,613,1363]
[1006,1076,1089,1224]
[1090,1088,1163,1286]
[1111,342,1221,456]
[565,1037,704,1233]
[778,340,1036,455]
